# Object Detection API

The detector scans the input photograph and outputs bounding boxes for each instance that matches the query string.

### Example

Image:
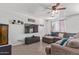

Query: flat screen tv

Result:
[25,24,38,33]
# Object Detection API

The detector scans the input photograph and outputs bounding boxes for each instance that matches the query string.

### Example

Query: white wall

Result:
[38,19,45,37]
[64,15,79,33]
[44,20,52,35]
[0,10,28,45]
[0,10,45,46]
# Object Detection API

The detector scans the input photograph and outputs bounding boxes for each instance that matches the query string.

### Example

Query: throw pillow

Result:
[58,33,64,38]
[63,33,70,38]
[60,38,68,46]
[51,32,58,36]
[55,38,68,46]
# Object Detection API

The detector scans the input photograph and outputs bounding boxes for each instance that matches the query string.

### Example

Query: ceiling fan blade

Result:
[51,3,60,10]
[56,8,66,10]
[55,3,60,7]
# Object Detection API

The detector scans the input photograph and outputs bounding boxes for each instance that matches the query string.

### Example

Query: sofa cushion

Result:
[66,38,79,48]
[73,33,79,38]
[69,33,76,37]
[63,33,76,38]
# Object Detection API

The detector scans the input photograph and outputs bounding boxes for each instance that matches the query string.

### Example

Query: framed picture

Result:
[0,24,8,45]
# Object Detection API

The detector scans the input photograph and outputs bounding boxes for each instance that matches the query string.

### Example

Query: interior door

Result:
[0,24,8,45]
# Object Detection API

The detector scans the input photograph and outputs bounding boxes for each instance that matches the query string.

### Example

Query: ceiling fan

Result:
[51,3,66,11]
[43,3,66,14]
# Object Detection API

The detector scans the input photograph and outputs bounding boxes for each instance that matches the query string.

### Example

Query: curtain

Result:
[52,20,65,32]
[59,20,65,32]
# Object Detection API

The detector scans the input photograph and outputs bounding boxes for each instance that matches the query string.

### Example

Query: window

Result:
[51,20,65,32]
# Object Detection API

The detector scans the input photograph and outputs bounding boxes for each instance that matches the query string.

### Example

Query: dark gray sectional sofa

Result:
[25,36,40,44]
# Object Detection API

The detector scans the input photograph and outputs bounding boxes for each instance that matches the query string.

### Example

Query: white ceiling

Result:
[64,3,79,17]
[0,3,79,19]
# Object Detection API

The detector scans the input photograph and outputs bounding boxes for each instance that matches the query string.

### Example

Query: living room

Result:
[1,3,79,55]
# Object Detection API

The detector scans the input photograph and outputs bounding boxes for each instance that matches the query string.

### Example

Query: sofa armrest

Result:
[45,45,51,55]
[51,43,79,55]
